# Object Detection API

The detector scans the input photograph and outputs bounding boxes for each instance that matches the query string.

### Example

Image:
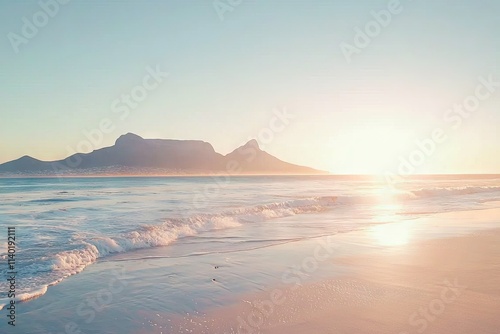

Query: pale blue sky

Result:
[1,0,499,173]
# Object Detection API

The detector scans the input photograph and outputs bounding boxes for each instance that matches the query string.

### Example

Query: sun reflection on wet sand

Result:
[370,188,412,246]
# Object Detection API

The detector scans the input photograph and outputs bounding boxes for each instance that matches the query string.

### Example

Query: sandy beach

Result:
[164,207,500,334]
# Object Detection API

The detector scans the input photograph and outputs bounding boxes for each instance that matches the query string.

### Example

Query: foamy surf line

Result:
[1,196,342,306]
[6,186,500,307]
[409,185,500,197]
[0,286,48,311]
[101,230,364,263]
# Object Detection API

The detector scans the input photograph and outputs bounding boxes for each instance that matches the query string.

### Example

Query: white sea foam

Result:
[0,286,49,310]
[16,286,49,302]
[49,196,339,273]
[410,186,500,198]
[28,188,500,293]
[3,195,339,305]
[7,183,500,307]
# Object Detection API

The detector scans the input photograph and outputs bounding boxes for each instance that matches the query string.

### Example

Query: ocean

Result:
[0,175,500,332]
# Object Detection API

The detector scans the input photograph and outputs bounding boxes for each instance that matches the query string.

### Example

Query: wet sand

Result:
[2,206,499,334]
[167,207,500,333]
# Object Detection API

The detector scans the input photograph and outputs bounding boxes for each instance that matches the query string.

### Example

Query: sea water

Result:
[0,175,500,311]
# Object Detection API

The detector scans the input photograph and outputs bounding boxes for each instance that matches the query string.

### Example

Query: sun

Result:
[327,125,409,175]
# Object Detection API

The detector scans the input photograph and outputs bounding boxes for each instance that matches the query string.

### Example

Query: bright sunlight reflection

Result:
[370,187,411,246]
[371,223,410,246]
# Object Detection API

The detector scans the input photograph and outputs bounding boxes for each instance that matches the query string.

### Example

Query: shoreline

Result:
[0,173,332,179]
[164,208,500,333]
[1,205,499,333]
[1,173,499,179]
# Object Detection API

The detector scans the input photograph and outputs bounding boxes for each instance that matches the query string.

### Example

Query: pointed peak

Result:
[242,139,260,149]
[18,155,39,161]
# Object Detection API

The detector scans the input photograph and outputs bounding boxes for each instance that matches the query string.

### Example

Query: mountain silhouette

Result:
[0,133,325,176]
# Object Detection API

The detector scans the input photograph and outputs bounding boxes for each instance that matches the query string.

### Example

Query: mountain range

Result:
[0,133,326,176]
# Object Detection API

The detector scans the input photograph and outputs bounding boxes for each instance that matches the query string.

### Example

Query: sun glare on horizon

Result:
[327,125,411,175]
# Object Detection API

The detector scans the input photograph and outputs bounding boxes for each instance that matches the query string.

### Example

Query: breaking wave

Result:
[0,196,340,306]
[3,184,499,307]
[409,186,500,198]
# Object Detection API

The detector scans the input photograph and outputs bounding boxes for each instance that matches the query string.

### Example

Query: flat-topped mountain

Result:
[0,133,326,176]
